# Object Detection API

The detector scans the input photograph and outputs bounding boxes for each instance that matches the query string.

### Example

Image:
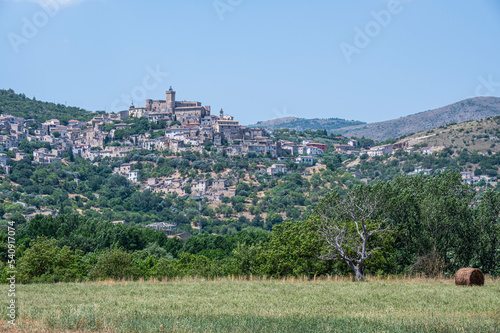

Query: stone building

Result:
[214,109,240,136]
[129,87,211,125]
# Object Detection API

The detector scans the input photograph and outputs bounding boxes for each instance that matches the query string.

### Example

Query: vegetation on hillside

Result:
[0,89,96,124]
[1,124,499,237]
[252,97,500,140]
[399,116,500,154]
[250,117,365,132]
[0,93,499,287]
[335,97,500,140]
[1,172,498,284]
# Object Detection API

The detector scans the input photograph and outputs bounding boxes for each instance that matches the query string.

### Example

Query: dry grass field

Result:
[2,276,499,333]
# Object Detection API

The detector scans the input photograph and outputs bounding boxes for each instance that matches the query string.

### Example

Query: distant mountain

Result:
[335,97,500,141]
[249,117,365,132]
[0,89,96,125]
[397,115,500,154]
[250,97,500,142]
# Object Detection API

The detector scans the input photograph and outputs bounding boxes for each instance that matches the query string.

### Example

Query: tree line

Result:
[1,172,498,283]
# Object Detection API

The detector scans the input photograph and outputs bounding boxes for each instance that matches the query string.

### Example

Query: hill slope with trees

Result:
[249,117,365,132]
[1,173,498,284]
[396,116,500,154]
[251,97,500,141]
[335,97,500,140]
[0,89,96,124]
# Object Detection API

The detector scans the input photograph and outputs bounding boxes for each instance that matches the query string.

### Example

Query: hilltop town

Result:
[3,1,500,331]
[1,88,499,234]
[1,88,332,201]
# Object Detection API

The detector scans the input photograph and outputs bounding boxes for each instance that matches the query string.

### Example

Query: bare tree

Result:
[312,186,388,280]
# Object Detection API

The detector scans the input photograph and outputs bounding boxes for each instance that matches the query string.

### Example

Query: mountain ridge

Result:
[250,96,500,141]
[336,96,500,141]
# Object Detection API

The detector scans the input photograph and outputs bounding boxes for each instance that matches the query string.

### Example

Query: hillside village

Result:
[1,88,499,208]
[1,88,326,201]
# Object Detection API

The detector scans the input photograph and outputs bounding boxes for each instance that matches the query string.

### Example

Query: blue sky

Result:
[1,0,499,125]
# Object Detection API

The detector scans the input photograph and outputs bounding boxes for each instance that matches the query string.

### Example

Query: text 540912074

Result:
[6,222,16,326]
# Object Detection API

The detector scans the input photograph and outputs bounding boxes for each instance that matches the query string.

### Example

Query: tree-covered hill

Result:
[250,97,500,141]
[249,117,366,132]
[335,96,500,141]
[0,89,96,124]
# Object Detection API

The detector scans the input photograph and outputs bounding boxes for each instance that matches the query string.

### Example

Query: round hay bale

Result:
[454,268,484,286]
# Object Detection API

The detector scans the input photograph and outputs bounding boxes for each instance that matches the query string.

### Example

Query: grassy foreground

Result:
[2,277,499,333]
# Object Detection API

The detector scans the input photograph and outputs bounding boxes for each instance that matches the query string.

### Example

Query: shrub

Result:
[91,248,138,280]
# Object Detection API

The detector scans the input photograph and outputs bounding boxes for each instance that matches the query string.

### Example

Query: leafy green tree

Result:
[212,163,225,173]
[260,219,334,278]
[91,248,138,280]
[471,190,500,276]
[18,237,85,283]
[266,213,283,225]
[381,172,478,275]
[226,243,264,276]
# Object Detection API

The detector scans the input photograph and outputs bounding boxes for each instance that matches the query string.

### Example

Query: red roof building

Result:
[306,142,327,152]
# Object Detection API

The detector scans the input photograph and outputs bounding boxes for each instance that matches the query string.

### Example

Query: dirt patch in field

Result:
[68,193,87,200]
[345,158,361,168]
[0,320,115,333]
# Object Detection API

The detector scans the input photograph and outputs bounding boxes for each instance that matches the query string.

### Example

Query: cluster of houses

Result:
[0,89,329,172]
[1,88,497,202]
[460,171,498,187]
[124,164,293,201]
[140,176,237,201]
[333,139,450,165]
[0,199,58,221]
[0,87,332,205]
[335,140,421,157]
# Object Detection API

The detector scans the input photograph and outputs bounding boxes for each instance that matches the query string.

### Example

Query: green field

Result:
[2,278,500,333]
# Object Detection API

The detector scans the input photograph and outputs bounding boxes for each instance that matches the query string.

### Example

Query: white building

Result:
[296,156,314,165]
[367,144,393,157]
[128,170,139,182]
[348,139,358,147]
[267,164,288,176]
[306,146,323,156]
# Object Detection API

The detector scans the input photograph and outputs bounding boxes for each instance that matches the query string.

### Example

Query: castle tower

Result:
[166,86,176,113]
[220,108,224,119]
[145,99,153,111]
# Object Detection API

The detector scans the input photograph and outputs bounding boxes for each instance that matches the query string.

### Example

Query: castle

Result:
[128,87,214,126]
[127,87,245,139]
